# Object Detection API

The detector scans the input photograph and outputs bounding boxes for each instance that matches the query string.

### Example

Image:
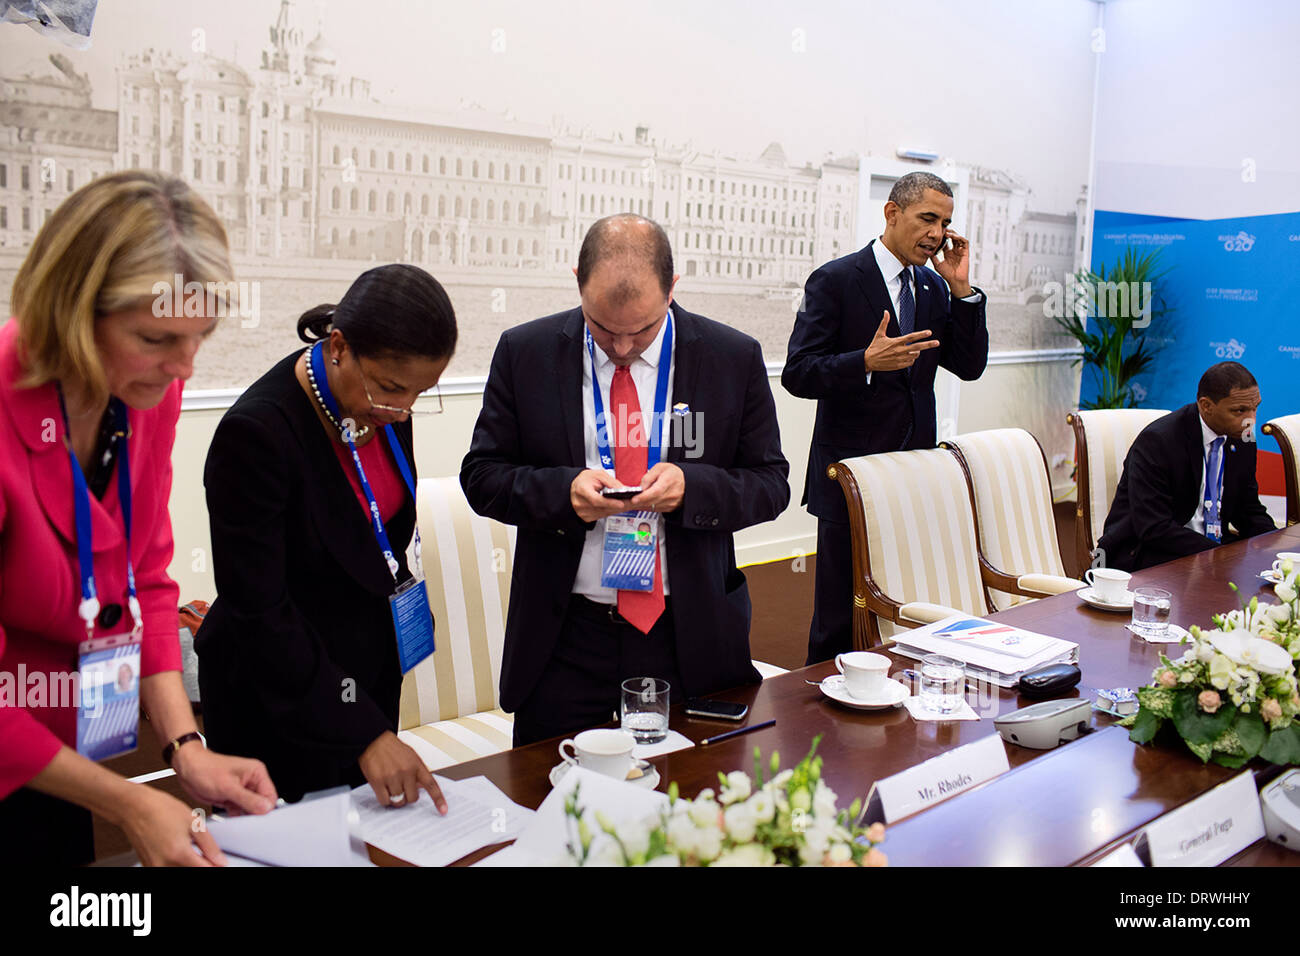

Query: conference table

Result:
[415,525,1300,867]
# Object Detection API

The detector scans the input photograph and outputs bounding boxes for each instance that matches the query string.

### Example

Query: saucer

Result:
[1078,586,1135,612]
[818,675,908,711]
[549,758,660,790]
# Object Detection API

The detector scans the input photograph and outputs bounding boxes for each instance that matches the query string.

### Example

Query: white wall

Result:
[166,355,1083,602]
[1093,0,1300,219]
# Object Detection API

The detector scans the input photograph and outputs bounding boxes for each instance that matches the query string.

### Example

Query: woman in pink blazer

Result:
[0,171,276,865]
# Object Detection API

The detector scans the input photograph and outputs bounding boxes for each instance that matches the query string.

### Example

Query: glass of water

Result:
[920,655,965,714]
[621,677,669,743]
[1131,586,1172,639]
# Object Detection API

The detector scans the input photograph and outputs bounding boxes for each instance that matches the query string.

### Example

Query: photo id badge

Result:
[390,577,436,674]
[601,511,657,592]
[76,632,141,762]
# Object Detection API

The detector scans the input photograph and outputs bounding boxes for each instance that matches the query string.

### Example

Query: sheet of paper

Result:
[1125,623,1192,645]
[903,696,981,721]
[478,766,669,866]
[352,774,533,867]
[206,789,371,866]
[633,729,695,758]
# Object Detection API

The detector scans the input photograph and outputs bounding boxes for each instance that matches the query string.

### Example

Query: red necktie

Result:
[610,365,664,633]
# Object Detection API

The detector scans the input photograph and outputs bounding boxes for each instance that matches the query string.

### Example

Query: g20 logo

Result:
[1221,231,1255,252]
[1211,339,1246,359]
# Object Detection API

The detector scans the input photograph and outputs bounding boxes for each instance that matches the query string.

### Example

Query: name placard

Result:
[1091,843,1144,867]
[864,734,1010,823]
[1142,772,1265,867]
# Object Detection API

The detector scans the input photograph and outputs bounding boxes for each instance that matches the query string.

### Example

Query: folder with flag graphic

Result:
[890,615,1079,686]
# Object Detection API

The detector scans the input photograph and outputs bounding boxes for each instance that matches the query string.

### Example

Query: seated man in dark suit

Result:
[461,214,790,746]
[1098,361,1277,571]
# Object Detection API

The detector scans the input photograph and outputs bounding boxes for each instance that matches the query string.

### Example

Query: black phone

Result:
[684,698,749,721]
[600,486,642,500]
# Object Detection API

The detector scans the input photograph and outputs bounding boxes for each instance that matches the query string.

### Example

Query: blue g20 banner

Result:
[1086,209,1300,462]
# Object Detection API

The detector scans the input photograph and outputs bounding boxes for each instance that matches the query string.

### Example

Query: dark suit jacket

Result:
[197,352,417,801]
[1098,403,1276,571]
[781,240,989,524]
[460,301,790,713]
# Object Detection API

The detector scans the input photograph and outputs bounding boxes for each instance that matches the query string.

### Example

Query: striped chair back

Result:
[838,448,989,640]
[398,476,516,730]
[1068,409,1169,567]
[942,429,1065,611]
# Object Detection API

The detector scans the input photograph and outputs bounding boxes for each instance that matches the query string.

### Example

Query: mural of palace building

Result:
[1,0,1080,296]
[0,53,116,247]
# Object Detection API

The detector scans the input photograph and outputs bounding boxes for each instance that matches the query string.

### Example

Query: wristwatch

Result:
[162,731,206,766]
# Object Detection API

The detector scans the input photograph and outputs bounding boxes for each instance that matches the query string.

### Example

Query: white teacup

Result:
[835,651,891,701]
[558,728,635,780]
[1272,553,1300,577]
[1085,567,1132,603]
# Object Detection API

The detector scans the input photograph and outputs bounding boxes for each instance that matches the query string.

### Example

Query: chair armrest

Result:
[1016,573,1086,597]
[897,602,965,627]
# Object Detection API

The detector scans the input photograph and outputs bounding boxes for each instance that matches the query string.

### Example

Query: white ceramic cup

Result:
[558,728,635,779]
[834,651,891,700]
[1085,567,1132,603]
[1272,552,1300,576]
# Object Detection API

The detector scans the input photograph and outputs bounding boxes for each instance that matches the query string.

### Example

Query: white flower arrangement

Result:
[1126,561,1300,766]
[563,736,888,867]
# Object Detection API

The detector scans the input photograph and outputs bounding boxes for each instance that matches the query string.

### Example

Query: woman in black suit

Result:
[198,264,456,808]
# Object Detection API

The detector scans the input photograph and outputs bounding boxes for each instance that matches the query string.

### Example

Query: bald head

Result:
[576,214,674,306]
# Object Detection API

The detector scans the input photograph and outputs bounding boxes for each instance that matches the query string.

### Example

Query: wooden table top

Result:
[431,525,1300,867]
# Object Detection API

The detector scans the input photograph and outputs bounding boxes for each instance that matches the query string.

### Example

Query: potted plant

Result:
[1053,246,1170,409]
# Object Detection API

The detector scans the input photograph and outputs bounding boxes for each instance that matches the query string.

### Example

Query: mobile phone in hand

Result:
[600,486,643,500]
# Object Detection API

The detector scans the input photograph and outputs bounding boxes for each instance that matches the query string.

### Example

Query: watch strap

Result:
[162,731,205,766]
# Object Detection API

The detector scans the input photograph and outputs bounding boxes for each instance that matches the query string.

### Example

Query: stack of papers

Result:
[891,615,1079,687]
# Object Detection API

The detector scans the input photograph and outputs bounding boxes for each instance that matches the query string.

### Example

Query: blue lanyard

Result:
[585,311,673,472]
[57,387,140,640]
[309,343,419,583]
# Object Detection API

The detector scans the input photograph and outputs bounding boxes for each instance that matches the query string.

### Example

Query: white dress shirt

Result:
[865,238,983,384]
[573,312,674,602]
[1186,414,1225,535]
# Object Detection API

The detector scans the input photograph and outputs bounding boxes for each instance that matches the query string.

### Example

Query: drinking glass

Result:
[919,655,965,714]
[621,677,669,743]
[1131,586,1172,639]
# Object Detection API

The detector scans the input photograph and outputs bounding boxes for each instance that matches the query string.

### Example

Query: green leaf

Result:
[1129,707,1162,744]
[1234,711,1267,758]
[1259,724,1300,765]
[1211,753,1250,769]
[1185,738,1213,763]
[1171,689,1236,746]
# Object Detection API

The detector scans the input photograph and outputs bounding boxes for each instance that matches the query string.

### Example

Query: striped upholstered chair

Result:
[1066,408,1170,574]
[940,429,1084,611]
[397,476,517,770]
[397,477,789,768]
[1263,414,1300,526]
[831,448,1066,649]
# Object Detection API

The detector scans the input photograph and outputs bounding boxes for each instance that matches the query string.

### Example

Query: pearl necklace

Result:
[304,347,370,441]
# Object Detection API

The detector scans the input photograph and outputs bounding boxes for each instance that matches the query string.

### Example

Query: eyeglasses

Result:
[355,357,444,418]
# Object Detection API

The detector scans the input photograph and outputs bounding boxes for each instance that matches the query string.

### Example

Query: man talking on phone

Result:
[462,214,789,746]
[782,171,988,665]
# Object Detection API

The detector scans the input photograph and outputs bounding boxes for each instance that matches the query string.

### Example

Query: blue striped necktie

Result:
[1204,435,1225,542]
[897,265,915,335]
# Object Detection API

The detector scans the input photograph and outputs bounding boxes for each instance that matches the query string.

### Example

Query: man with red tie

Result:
[462,214,789,746]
